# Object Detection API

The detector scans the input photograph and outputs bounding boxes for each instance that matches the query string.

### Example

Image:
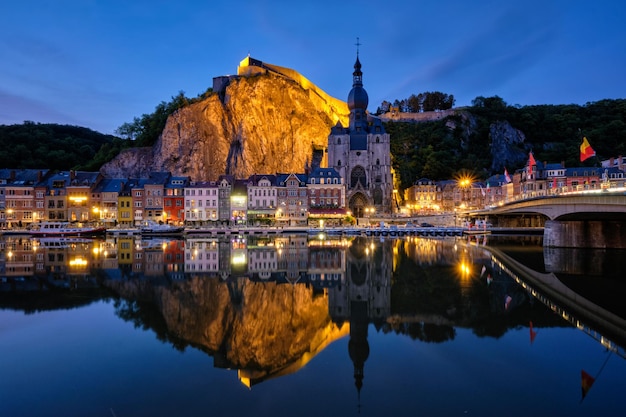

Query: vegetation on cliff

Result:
[115,89,213,147]
[388,97,626,190]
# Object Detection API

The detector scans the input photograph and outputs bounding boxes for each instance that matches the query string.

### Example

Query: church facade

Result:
[326,54,393,217]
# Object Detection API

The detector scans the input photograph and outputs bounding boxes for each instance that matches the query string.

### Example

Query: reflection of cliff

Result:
[104,276,348,387]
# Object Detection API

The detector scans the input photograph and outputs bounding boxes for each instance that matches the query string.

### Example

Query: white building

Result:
[184,181,219,224]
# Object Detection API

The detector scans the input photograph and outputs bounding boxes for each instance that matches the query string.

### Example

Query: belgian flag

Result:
[580,137,596,162]
[581,369,595,400]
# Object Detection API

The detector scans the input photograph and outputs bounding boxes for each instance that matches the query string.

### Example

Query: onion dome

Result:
[347,56,369,111]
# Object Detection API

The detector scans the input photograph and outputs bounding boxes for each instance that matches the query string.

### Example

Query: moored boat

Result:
[29,222,107,237]
[140,220,184,235]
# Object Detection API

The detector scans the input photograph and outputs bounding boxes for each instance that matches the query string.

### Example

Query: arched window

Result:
[337,138,341,145]
[337,160,342,166]
[350,166,367,188]
[376,158,380,165]
[376,136,380,143]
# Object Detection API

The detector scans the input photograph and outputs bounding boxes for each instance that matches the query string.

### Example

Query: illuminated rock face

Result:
[107,277,343,375]
[101,74,349,180]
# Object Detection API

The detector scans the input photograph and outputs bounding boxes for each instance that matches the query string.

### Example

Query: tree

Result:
[115,90,193,147]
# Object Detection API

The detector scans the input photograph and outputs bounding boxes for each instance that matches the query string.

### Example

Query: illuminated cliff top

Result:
[237,55,348,121]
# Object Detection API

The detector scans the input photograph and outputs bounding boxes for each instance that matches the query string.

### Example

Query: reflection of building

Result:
[307,246,346,290]
[275,234,308,283]
[185,238,220,273]
[247,237,278,280]
[328,237,392,403]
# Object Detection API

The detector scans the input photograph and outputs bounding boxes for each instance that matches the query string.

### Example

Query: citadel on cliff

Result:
[0,52,395,227]
[3,53,626,229]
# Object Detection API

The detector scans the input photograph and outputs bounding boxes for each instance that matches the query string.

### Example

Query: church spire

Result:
[353,37,363,88]
[347,38,368,113]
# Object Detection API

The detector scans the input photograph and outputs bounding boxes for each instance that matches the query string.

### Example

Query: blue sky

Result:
[1,0,625,134]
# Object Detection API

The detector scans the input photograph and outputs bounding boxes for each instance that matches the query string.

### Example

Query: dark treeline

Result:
[376,91,456,114]
[0,122,125,171]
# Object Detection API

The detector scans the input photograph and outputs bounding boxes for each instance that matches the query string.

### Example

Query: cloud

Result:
[0,89,79,126]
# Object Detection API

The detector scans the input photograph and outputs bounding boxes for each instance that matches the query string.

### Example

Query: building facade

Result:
[327,54,393,217]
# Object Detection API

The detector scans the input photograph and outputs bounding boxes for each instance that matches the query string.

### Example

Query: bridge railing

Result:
[483,185,626,210]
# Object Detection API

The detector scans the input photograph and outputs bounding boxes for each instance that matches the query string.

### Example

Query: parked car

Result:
[420,222,434,227]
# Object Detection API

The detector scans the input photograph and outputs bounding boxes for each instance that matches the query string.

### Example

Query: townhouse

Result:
[184,181,219,224]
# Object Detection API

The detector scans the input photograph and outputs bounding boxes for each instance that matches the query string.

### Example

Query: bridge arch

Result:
[478,194,626,221]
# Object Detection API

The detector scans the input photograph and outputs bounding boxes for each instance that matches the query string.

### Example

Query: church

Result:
[326,51,393,217]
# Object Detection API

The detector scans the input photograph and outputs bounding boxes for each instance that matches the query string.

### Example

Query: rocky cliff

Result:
[101,73,350,180]
[105,276,347,383]
[488,120,528,172]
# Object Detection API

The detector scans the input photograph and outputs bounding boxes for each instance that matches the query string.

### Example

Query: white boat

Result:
[29,222,107,237]
[139,220,184,235]
[35,237,95,248]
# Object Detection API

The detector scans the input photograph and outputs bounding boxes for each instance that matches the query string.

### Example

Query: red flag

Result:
[528,152,536,169]
[529,321,537,344]
[504,168,512,183]
[581,370,595,400]
[580,137,596,162]
[552,177,557,189]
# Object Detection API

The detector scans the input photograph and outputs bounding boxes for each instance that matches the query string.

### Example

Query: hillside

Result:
[387,98,626,190]
[0,122,123,171]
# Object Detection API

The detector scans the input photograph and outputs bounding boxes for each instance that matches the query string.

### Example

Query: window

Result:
[350,166,367,188]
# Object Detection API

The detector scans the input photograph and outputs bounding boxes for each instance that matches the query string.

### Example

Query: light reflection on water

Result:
[1,234,626,416]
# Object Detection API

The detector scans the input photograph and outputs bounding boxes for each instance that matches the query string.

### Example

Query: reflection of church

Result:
[328,237,392,403]
[326,51,393,217]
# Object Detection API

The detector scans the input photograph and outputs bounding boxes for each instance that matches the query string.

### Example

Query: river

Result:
[1,233,625,416]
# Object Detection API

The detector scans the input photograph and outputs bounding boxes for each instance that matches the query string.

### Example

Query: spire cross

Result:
[355,37,361,56]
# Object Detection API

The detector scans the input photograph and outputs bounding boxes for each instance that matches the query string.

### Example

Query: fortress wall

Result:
[237,57,349,125]
[378,109,456,123]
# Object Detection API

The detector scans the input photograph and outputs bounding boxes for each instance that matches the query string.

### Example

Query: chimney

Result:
[70,170,76,181]
[561,160,565,168]
[37,171,42,182]
[619,155,624,171]
[10,170,15,181]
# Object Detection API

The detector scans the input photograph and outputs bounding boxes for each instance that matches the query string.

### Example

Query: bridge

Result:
[482,243,626,358]
[476,191,626,221]
[467,190,626,248]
